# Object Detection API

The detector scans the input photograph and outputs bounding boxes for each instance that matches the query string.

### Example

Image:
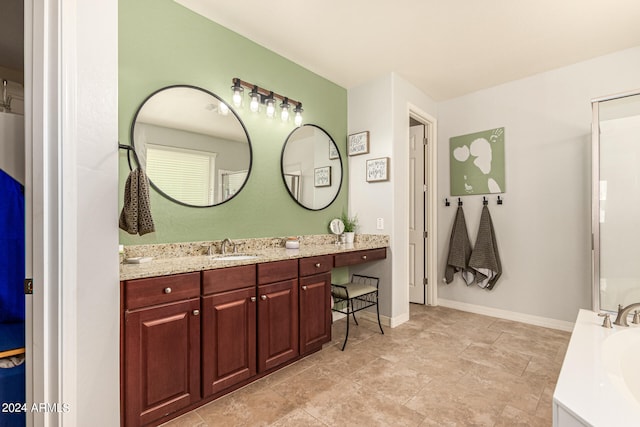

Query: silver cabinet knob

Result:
[164,287,172,294]
[192,309,200,316]
[261,295,267,300]
[302,285,308,291]
[315,263,321,268]
[250,297,257,302]
[362,255,367,260]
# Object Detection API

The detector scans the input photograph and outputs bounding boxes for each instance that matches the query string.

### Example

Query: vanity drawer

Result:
[299,255,333,277]
[333,248,387,267]
[257,259,298,285]
[202,265,256,295]
[124,272,200,310]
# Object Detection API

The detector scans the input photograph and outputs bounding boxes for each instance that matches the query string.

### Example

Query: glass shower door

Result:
[593,92,640,312]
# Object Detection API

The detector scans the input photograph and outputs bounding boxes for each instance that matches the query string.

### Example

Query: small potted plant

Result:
[341,211,358,243]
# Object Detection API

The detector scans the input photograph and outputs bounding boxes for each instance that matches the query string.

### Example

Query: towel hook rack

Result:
[482,196,488,206]
[118,142,138,170]
[497,195,503,205]
[445,198,450,207]
[457,198,463,206]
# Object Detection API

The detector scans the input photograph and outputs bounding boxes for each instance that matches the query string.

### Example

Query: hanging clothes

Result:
[444,206,475,285]
[0,169,25,323]
[119,168,155,236]
[469,205,502,290]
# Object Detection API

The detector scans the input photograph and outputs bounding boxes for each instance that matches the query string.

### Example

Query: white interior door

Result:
[409,123,426,304]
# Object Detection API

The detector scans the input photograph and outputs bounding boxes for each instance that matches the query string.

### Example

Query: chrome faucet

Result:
[613,303,640,326]
[221,238,237,255]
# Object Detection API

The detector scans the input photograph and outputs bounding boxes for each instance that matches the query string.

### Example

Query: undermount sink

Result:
[210,254,260,261]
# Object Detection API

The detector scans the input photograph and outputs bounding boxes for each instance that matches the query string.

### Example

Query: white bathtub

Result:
[554,309,640,426]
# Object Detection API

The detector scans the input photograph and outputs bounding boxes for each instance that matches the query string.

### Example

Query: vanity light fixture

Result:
[265,92,276,118]
[231,79,244,107]
[280,98,290,122]
[249,86,260,113]
[294,103,303,127]
[231,77,304,125]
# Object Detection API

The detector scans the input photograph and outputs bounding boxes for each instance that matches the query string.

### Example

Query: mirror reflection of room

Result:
[131,85,252,207]
[281,124,342,210]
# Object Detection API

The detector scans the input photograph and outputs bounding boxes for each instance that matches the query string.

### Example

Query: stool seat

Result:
[331,283,377,299]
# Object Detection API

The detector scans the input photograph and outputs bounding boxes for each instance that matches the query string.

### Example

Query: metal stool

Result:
[331,274,384,351]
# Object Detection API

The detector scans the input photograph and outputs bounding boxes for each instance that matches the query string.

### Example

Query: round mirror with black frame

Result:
[281,124,343,210]
[130,85,252,208]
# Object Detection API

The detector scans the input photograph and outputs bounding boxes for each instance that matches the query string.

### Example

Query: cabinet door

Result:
[125,298,200,427]
[201,287,257,397]
[257,279,299,372]
[299,272,332,354]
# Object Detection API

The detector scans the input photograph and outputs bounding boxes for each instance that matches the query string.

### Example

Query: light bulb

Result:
[249,93,260,113]
[231,79,243,107]
[294,103,303,126]
[267,100,276,119]
[265,96,276,118]
[232,89,242,107]
[280,98,290,122]
[218,101,229,116]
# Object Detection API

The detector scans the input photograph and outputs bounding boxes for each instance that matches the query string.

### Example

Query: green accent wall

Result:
[119,0,348,244]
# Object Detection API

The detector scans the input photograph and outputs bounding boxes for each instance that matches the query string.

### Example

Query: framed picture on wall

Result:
[449,127,505,195]
[314,166,331,187]
[366,157,389,182]
[347,131,369,156]
[329,142,339,159]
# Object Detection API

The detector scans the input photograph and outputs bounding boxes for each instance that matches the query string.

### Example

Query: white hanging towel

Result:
[469,205,502,289]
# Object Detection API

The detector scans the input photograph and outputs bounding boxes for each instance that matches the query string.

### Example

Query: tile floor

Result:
[161,305,571,427]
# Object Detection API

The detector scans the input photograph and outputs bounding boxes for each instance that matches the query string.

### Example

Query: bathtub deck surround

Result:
[554,309,640,426]
[120,234,388,280]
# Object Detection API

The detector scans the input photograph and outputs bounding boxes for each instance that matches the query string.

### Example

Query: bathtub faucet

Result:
[613,303,640,327]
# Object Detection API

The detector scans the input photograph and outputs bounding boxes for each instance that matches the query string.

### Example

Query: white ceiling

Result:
[175,0,640,101]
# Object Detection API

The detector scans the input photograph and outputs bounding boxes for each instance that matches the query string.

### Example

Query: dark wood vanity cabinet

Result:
[201,265,256,397]
[298,255,333,354]
[257,260,299,372]
[121,246,386,426]
[333,247,387,267]
[122,273,201,427]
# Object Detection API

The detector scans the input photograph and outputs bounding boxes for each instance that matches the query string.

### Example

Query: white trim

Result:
[25,0,80,424]
[60,0,79,423]
[332,310,409,328]
[407,104,438,307]
[438,298,575,332]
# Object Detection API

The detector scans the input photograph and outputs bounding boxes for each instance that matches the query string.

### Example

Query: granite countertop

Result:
[120,234,389,281]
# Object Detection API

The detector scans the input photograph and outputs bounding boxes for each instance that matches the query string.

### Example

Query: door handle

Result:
[261,295,267,300]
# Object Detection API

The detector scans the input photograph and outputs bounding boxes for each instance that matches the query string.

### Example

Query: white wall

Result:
[73,0,120,424]
[348,73,437,325]
[0,111,24,183]
[437,46,640,323]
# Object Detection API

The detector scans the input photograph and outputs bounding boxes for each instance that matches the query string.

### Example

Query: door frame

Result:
[25,0,79,424]
[408,104,438,306]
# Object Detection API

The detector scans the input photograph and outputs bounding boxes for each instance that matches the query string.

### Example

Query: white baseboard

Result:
[332,310,406,328]
[438,298,575,332]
